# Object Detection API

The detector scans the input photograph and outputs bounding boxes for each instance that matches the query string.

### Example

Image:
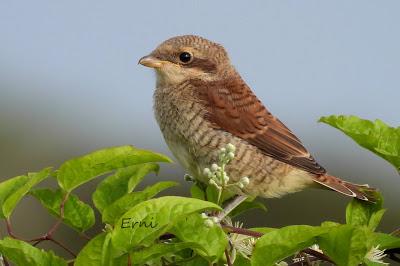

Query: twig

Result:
[128,254,132,266]
[47,192,70,237]
[49,238,76,257]
[224,249,232,266]
[391,228,400,237]
[222,224,263,238]
[5,219,19,239]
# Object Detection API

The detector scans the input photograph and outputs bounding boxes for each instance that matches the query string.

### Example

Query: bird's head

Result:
[139,35,233,86]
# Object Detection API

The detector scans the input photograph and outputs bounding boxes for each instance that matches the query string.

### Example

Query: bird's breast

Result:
[152,84,314,198]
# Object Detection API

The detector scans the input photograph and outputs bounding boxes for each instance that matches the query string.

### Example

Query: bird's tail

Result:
[313,174,378,202]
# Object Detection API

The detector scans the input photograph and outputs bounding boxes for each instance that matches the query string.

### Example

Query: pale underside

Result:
[153,83,315,199]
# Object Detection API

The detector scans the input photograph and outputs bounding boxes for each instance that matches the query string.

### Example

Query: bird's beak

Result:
[138,55,166,68]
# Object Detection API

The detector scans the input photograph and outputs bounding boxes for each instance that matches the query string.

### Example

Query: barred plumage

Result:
[141,35,377,202]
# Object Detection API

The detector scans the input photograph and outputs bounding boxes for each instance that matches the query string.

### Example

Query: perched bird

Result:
[139,35,376,203]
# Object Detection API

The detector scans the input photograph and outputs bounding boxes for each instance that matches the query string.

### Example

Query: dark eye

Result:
[179,52,192,63]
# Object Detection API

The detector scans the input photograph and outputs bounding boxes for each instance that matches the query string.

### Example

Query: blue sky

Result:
[1,1,399,233]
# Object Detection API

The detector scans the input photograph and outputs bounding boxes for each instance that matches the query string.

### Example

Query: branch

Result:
[225,249,232,266]
[49,238,76,257]
[47,192,70,237]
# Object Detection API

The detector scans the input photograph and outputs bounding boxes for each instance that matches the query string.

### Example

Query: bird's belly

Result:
[153,90,313,198]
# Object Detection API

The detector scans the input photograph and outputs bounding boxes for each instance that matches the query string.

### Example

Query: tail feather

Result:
[313,174,377,202]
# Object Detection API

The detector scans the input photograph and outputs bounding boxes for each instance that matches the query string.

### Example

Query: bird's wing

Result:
[193,77,326,175]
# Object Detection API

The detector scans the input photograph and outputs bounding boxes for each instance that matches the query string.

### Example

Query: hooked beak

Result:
[138,55,166,68]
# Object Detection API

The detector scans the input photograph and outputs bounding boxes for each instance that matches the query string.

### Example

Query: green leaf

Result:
[129,242,203,265]
[250,227,276,234]
[190,183,205,200]
[0,237,67,266]
[75,233,107,266]
[102,181,178,224]
[230,200,267,218]
[373,233,400,249]
[368,209,386,231]
[251,225,328,265]
[111,196,221,255]
[30,188,95,232]
[205,185,219,204]
[2,167,51,218]
[0,175,30,219]
[317,225,374,266]
[346,192,384,230]
[319,115,400,171]
[234,254,251,266]
[172,213,228,262]
[92,163,159,213]
[181,256,209,266]
[57,145,172,192]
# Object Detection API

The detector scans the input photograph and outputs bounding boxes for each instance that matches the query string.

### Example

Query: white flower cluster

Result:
[203,143,250,192]
[365,245,388,265]
[201,212,219,228]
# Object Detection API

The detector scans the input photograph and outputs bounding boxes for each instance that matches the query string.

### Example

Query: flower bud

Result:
[226,143,236,152]
[238,183,244,189]
[220,147,226,154]
[227,152,235,160]
[203,168,211,176]
[211,163,218,172]
[240,176,250,186]
[224,175,230,183]
[209,179,217,186]
[204,219,214,227]
[211,217,219,224]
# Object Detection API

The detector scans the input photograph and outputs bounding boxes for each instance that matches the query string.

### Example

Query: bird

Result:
[139,35,377,205]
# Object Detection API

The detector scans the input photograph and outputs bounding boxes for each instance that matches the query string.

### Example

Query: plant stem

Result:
[49,238,76,257]
[47,192,70,237]
[224,249,232,266]
[5,219,17,239]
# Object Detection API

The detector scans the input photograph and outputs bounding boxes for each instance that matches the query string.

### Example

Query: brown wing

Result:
[192,76,326,175]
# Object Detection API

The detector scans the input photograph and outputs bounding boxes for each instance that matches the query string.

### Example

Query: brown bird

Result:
[139,35,376,205]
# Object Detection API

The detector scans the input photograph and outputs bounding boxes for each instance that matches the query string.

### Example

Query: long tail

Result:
[313,174,377,202]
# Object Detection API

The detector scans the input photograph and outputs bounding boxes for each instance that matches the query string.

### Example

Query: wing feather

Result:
[192,76,326,175]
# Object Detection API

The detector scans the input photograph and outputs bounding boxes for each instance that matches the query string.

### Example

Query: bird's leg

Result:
[217,195,248,221]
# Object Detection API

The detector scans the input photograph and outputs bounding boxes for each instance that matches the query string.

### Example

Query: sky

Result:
[0,1,399,251]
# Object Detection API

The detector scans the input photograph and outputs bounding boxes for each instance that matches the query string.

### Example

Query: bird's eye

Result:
[179,52,192,63]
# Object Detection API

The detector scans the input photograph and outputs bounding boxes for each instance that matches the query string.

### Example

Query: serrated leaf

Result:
[2,167,51,218]
[102,181,178,224]
[93,163,159,213]
[111,196,221,255]
[0,175,30,219]
[0,237,67,266]
[57,145,172,192]
[172,213,228,262]
[30,188,95,232]
[230,200,267,218]
[319,115,400,171]
[317,225,374,266]
[251,225,328,266]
